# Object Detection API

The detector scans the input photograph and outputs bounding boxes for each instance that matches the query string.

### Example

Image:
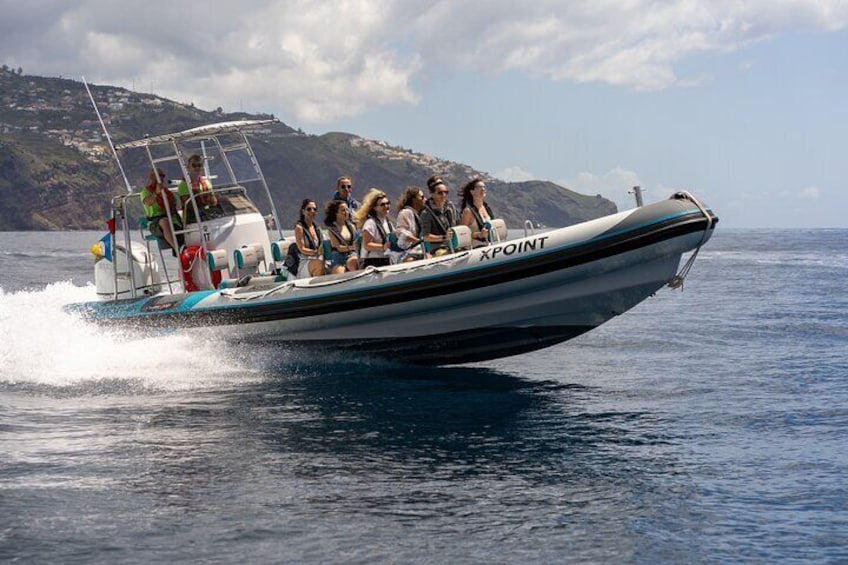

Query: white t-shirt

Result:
[361,217,390,259]
[395,207,420,249]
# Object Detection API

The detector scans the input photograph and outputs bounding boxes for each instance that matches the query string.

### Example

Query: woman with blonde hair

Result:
[354,188,394,268]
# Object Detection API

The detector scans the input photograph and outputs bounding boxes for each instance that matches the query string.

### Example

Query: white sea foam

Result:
[0,281,264,392]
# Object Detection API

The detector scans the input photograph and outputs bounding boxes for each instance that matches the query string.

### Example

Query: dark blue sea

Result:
[1,229,846,563]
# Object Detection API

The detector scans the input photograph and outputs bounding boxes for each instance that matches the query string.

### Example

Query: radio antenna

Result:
[82,76,132,193]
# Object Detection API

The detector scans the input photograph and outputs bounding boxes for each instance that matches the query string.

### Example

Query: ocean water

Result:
[1,229,846,563]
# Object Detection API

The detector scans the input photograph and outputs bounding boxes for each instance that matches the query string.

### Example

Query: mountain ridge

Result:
[0,67,616,230]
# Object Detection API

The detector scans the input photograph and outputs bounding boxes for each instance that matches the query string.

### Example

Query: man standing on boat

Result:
[331,175,361,212]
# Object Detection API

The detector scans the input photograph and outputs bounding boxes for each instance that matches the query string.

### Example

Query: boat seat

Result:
[449,225,473,251]
[487,219,508,242]
[138,217,171,250]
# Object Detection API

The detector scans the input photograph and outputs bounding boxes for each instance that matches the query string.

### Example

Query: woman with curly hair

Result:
[394,186,427,262]
[353,188,394,268]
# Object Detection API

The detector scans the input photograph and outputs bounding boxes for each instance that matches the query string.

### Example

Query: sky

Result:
[1,0,847,228]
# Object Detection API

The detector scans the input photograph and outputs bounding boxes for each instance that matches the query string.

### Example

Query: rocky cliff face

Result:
[0,69,616,230]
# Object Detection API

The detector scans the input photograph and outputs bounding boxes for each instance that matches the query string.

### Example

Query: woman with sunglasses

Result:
[294,199,326,278]
[177,154,217,222]
[459,177,494,247]
[394,186,428,262]
[324,199,359,274]
[353,188,394,268]
[420,175,457,256]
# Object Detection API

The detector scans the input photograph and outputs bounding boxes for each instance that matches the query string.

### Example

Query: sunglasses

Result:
[435,190,448,195]
[340,184,352,189]
[190,164,203,170]
[305,207,317,212]
[379,201,391,207]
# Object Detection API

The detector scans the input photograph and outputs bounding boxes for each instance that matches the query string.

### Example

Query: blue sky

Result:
[1,1,846,227]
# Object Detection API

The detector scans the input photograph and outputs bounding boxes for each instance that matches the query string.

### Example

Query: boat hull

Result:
[209,235,688,364]
[68,196,717,365]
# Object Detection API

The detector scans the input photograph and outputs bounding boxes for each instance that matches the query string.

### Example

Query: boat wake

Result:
[0,282,267,394]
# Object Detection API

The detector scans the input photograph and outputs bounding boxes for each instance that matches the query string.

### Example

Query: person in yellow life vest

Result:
[177,154,217,222]
[141,167,181,251]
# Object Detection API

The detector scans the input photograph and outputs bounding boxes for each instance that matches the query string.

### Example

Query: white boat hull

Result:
[70,195,716,365]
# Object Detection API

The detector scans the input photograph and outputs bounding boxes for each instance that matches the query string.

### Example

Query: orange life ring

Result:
[180,246,222,292]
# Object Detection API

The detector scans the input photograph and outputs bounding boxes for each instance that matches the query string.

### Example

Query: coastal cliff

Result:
[0,68,616,230]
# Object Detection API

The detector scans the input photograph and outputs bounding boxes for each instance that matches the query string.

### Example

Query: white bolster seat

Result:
[271,237,296,262]
[449,225,473,250]
[234,242,266,270]
[205,248,229,272]
[487,219,508,242]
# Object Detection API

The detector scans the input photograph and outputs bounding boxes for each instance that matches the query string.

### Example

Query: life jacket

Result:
[298,220,323,251]
[422,200,451,236]
[331,192,362,212]
[192,177,215,206]
[326,220,356,248]
[190,177,212,194]
[144,182,178,219]
[464,201,494,233]
[370,215,394,244]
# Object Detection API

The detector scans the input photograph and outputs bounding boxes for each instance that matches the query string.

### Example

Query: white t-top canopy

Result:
[115,119,279,149]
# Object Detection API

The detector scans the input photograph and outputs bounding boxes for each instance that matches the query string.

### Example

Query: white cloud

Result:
[738,59,755,71]
[495,166,536,182]
[560,169,690,210]
[799,186,820,200]
[1,1,846,121]
[411,1,848,90]
[564,167,642,209]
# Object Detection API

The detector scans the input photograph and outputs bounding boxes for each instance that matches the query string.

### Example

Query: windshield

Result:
[183,188,260,225]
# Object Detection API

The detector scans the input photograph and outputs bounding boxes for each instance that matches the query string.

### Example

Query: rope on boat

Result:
[668,191,713,290]
[220,281,292,300]
[221,267,380,301]
[218,251,472,301]
[182,248,202,274]
[292,266,378,288]
[414,250,471,268]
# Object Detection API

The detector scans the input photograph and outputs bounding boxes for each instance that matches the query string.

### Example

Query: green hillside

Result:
[0,67,616,230]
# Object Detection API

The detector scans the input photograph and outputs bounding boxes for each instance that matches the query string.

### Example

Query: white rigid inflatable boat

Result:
[66,119,718,365]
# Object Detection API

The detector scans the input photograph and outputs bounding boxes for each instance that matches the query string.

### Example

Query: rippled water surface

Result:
[1,229,846,563]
